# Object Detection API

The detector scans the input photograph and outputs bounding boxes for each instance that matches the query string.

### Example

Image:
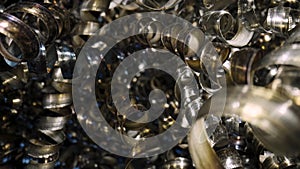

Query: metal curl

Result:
[0,12,40,64]
[189,86,300,169]
[238,0,300,35]
[42,93,72,109]
[251,26,300,90]
[188,118,224,169]
[268,66,300,106]
[135,16,225,93]
[1,0,300,168]
[200,10,255,47]
[80,0,112,22]
[205,86,299,155]
[253,26,300,70]
[266,5,299,34]
[25,107,71,168]
[229,48,262,84]
[0,1,72,72]
[42,3,72,38]
[35,108,71,131]
[135,0,182,11]
[71,21,101,50]
[5,2,59,44]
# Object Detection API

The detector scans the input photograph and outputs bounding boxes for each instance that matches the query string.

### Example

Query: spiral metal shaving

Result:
[0,0,299,168]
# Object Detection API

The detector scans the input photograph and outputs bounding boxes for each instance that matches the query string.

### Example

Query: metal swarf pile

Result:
[0,0,299,168]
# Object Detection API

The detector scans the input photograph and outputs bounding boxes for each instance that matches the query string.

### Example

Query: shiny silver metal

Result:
[135,0,182,10]
[216,148,243,169]
[51,67,72,93]
[253,26,300,71]
[27,130,65,158]
[277,156,297,168]
[36,108,71,131]
[262,156,280,169]
[268,66,300,106]
[266,5,298,34]
[229,48,261,84]
[161,157,193,169]
[189,85,300,169]
[208,86,300,155]
[42,3,71,38]
[0,12,40,62]
[80,0,112,21]
[5,2,59,44]
[203,0,236,10]
[188,118,224,169]
[71,21,101,49]
[25,153,59,169]
[207,123,229,148]
[81,0,112,12]
[42,93,72,109]
[202,11,254,47]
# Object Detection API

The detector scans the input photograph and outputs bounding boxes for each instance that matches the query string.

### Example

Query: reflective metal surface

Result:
[0,0,300,168]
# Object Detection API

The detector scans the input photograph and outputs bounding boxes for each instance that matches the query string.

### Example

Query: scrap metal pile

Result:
[0,0,299,168]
